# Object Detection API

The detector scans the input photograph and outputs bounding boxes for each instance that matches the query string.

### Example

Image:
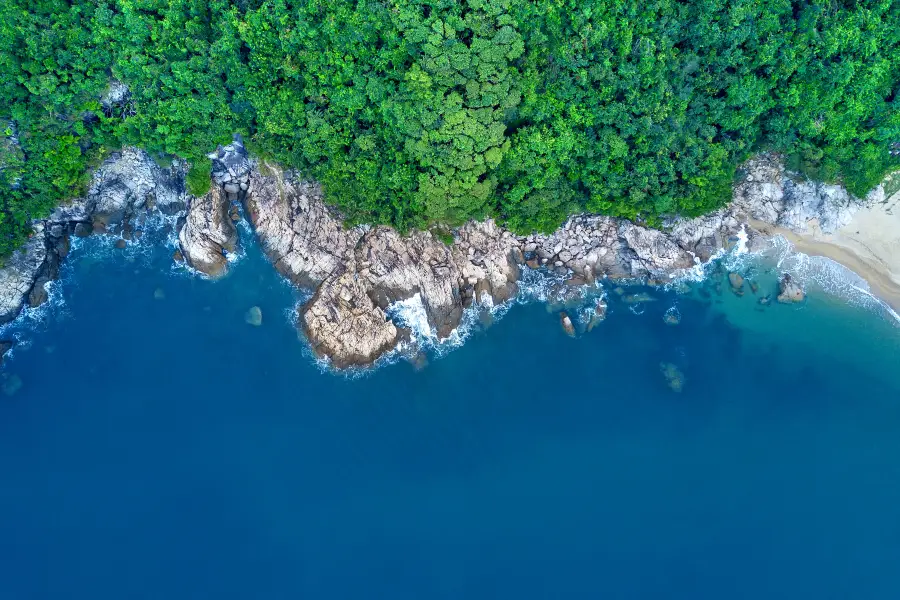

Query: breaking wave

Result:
[767,235,900,325]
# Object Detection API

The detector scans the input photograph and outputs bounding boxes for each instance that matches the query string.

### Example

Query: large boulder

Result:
[87,147,187,224]
[245,163,363,287]
[178,184,237,277]
[302,261,400,368]
[0,227,48,323]
[354,227,464,338]
[619,221,696,276]
[732,154,862,234]
[453,220,520,305]
[777,274,805,303]
[210,134,252,200]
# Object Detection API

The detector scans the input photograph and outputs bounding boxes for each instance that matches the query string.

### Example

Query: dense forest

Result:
[1,0,898,256]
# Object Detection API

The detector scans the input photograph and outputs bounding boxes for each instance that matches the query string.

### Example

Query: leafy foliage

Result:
[1,0,898,255]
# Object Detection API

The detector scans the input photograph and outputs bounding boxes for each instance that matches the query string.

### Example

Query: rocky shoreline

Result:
[1,135,895,367]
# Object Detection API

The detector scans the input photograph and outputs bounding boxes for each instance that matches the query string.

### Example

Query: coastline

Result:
[1,143,898,368]
[748,189,900,313]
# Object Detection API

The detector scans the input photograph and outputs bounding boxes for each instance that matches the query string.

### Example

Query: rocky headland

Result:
[1,134,897,368]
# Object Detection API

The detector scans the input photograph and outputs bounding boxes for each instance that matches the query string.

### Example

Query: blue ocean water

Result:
[1,224,900,599]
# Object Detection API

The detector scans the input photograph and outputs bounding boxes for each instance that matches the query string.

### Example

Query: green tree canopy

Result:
[1,0,898,255]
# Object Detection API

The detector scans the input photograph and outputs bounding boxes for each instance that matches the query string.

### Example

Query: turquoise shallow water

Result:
[1,224,900,599]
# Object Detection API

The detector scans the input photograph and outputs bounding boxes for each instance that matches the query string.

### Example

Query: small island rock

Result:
[559,311,576,337]
[777,274,805,303]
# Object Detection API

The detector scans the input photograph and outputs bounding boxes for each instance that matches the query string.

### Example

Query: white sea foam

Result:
[387,293,437,341]
[768,235,900,325]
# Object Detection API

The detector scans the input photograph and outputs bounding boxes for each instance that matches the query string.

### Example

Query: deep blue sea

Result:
[2,221,900,599]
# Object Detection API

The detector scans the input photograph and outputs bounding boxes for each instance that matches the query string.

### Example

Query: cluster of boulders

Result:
[243,163,523,367]
[177,135,252,277]
[210,136,252,201]
[521,216,698,281]
[0,141,892,369]
[0,147,188,324]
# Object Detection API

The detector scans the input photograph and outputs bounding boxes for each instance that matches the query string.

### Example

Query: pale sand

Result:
[748,188,900,313]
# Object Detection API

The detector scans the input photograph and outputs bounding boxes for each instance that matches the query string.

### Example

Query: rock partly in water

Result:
[245,163,363,288]
[74,222,92,238]
[586,298,608,332]
[559,311,576,337]
[301,262,400,368]
[622,292,657,304]
[0,145,888,366]
[728,272,745,293]
[777,274,805,304]
[178,184,237,277]
[27,277,49,308]
[0,228,49,323]
[0,340,14,366]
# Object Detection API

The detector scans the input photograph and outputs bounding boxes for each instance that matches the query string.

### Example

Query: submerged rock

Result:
[777,274,805,303]
[660,362,685,393]
[153,288,165,300]
[248,165,520,365]
[663,306,681,326]
[245,306,263,326]
[74,222,92,238]
[2,373,22,396]
[585,298,608,332]
[622,292,656,304]
[728,272,745,292]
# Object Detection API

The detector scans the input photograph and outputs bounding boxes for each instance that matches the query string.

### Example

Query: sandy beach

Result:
[749,184,900,312]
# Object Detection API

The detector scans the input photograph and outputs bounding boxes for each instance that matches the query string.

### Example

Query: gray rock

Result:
[74,222,92,238]
[87,148,187,222]
[302,261,400,368]
[559,311,576,337]
[178,185,237,277]
[0,227,48,323]
[28,276,49,308]
[777,274,805,303]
